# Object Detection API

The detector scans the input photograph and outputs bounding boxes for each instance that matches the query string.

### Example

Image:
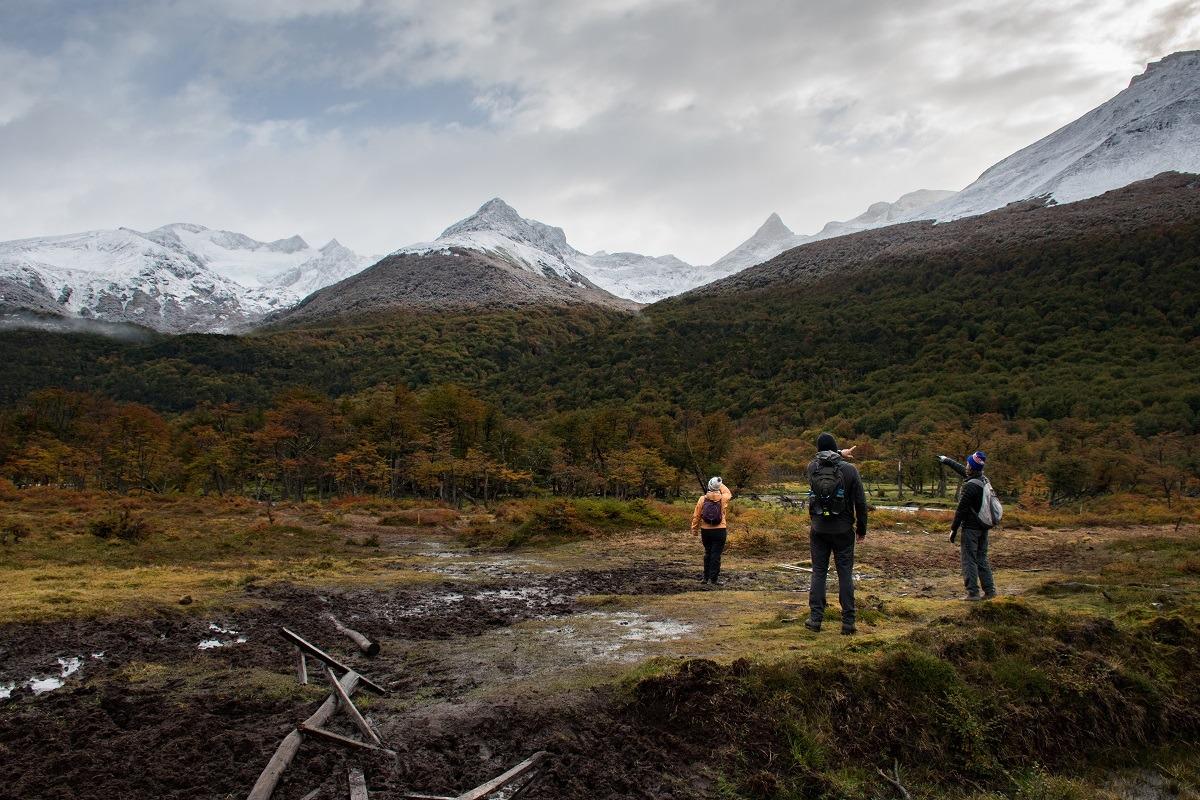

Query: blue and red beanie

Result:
[966,451,987,472]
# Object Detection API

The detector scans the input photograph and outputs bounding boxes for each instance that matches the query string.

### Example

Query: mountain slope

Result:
[273,245,635,326]
[498,172,1200,425]
[709,189,956,277]
[262,239,378,301]
[0,228,272,333]
[392,198,692,304]
[918,50,1200,221]
[0,224,377,332]
[6,174,1197,439]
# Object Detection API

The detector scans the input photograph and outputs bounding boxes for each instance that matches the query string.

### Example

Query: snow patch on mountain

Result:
[915,50,1200,221]
[709,189,957,277]
[395,198,595,286]
[0,224,376,332]
[264,239,379,301]
[0,228,271,332]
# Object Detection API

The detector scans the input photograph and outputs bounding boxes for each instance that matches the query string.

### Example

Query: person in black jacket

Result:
[804,432,868,635]
[950,450,997,601]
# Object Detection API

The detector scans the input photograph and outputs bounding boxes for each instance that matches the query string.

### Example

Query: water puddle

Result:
[425,556,548,579]
[874,505,948,513]
[2,655,91,698]
[385,592,466,620]
[541,612,696,662]
[198,623,247,650]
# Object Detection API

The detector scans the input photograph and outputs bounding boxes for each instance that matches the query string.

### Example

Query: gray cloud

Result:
[0,0,1197,265]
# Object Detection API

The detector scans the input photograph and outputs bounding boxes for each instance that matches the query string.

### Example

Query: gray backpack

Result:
[969,476,1003,527]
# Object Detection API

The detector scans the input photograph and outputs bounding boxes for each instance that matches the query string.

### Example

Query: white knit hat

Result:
[707,476,722,491]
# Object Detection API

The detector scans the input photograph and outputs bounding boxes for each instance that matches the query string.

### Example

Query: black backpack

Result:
[809,455,847,517]
[700,497,723,525]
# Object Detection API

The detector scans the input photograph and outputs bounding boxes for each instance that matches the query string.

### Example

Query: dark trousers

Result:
[960,527,995,596]
[701,528,727,581]
[809,530,856,624]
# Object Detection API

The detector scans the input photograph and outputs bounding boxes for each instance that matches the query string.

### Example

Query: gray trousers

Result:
[960,526,995,596]
[809,531,855,624]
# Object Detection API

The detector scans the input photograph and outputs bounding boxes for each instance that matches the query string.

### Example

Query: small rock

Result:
[178,595,193,605]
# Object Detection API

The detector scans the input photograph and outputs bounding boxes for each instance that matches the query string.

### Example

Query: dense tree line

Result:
[1,387,1195,506]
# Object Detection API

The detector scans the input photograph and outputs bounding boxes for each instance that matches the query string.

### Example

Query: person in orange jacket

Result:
[691,476,733,586]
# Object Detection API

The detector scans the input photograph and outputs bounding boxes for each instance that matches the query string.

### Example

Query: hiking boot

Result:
[803,616,822,632]
[964,593,983,602]
[841,623,857,636]
[983,591,997,600]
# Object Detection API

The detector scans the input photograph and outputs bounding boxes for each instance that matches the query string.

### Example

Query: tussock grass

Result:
[634,601,1200,799]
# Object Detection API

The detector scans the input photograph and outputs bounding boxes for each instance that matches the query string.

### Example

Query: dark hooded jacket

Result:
[806,450,868,537]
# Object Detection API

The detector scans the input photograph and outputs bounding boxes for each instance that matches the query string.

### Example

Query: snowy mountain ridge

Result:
[911,50,1200,221]
[393,198,696,303]
[708,189,958,278]
[0,225,377,333]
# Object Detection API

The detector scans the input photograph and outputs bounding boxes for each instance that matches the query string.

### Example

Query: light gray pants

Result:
[960,527,995,596]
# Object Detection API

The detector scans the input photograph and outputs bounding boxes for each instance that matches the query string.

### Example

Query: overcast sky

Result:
[2,0,1198,265]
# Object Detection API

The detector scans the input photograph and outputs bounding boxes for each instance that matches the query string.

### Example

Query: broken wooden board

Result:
[403,752,549,800]
[348,767,369,800]
[247,671,362,800]
[324,666,381,745]
[280,627,387,694]
[298,724,397,756]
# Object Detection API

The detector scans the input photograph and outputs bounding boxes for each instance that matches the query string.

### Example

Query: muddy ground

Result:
[0,520,1194,799]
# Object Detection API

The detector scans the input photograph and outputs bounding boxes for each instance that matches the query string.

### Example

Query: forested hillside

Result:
[1,175,1197,504]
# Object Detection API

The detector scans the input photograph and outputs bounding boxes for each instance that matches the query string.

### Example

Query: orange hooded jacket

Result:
[691,483,732,533]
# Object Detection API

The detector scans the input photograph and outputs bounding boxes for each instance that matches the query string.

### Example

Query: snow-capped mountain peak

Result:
[754,212,793,240]
[1,223,376,333]
[395,198,593,287]
[914,50,1200,221]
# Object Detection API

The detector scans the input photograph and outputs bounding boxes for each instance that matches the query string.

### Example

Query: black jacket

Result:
[806,452,868,537]
[952,478,990,532]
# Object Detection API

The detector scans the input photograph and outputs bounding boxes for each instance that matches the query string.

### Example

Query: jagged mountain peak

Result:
[1130,49,1199,86]
[753,212,793,239]
[443,197,525,235]
[268,234,309,253]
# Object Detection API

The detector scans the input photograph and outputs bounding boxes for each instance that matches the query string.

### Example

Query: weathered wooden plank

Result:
[457,752,549,800]
[298,724,396,756]
[279,627,387,694]
[348,767,369,800]
[324,666,381,745]
[296,648,308,685]
[247,672,361,800]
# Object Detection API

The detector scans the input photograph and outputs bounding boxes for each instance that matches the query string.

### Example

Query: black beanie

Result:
[816,432,837,452]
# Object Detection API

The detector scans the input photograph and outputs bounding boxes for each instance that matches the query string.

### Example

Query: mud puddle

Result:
[541,611,696,662]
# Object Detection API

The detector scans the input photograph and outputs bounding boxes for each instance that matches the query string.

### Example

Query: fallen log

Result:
[348,767,369,800]
[324,613,381,657]
[280,627,387,694]
[247,671,361,800]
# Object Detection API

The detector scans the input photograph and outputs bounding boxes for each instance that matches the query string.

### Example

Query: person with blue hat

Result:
[950,450,998,601]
